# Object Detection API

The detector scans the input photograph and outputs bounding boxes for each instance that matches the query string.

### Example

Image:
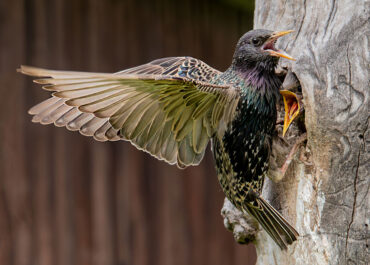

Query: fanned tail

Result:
[245,197,299,250]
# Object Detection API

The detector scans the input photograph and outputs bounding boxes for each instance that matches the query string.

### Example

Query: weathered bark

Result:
[222,1,369,264]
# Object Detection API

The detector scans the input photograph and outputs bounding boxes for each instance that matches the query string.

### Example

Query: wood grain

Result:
[223,0,369,264]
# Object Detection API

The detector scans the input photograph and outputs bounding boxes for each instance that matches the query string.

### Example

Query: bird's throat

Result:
[235,65,281,98]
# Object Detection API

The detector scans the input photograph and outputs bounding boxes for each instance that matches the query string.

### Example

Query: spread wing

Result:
[19,57,240,168]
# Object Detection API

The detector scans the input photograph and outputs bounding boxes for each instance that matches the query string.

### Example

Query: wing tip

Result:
[17,65,48,77]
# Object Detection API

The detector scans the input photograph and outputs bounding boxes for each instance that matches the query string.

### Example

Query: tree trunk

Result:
[222,1,369,264]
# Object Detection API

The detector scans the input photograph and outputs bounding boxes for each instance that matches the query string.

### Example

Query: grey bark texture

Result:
[221,1,369,264]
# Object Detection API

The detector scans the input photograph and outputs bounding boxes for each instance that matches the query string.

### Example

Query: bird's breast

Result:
[212,92,276,198]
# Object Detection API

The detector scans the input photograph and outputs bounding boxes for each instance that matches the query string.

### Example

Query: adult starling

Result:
[18,29,300,249]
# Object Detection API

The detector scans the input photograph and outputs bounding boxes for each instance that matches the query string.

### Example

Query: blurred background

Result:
[0,0,256,264]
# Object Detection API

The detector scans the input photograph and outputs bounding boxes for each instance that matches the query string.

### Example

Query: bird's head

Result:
[232,29,295,72]
[232,29,301,138]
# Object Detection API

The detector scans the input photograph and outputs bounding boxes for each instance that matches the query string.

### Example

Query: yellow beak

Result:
[266,30,295,61]
[270,30,295,39]
[280,90,301,137]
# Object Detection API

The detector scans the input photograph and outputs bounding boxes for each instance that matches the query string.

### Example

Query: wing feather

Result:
[53,84,122,98]
[94,121,117,141]
[41,103,72,125]
[80,117,107,137]
[28,96,61,115]
[65,88,127,107]
[55,108,81,127]
[19,57,240,168]
[32,98,65,123]
[67,113,93,131]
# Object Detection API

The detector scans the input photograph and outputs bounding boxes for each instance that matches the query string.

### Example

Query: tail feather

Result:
[258,197,299,244]
[245,197,299,250]
[248,206,287,250]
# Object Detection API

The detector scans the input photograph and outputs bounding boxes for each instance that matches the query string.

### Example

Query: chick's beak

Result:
[263,30,295,61]
[280,90,300,137]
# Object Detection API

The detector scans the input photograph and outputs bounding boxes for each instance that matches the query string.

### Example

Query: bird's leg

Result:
[279,133,307,176]
[268,133,307,182]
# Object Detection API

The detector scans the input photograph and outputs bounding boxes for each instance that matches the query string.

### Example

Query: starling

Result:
[18,29,300,250]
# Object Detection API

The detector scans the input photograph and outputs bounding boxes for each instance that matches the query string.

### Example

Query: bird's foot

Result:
[268,133,307,182]
[279,133,307,176]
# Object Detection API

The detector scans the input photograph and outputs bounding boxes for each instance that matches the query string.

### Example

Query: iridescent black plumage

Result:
[212,29,298,249]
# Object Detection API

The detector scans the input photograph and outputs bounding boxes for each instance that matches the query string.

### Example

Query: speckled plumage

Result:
[212,66,279,209]
[19,29,298,250]
[210,30,298,249]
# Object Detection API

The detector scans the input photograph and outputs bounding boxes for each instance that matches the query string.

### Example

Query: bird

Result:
[18,29,300,250]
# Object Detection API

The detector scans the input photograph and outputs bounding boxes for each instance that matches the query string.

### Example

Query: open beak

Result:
[263,30,295,61]
[280,90,300,137]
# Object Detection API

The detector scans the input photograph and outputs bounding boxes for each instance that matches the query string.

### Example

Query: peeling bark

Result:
[221,1,369,264]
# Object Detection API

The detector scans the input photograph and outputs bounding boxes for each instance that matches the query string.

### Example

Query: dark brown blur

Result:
[0,0,257,264]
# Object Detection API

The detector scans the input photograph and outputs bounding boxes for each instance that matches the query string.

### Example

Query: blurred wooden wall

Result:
[0,0,256,264]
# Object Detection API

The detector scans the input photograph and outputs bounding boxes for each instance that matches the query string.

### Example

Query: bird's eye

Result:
[251,38,262,46]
